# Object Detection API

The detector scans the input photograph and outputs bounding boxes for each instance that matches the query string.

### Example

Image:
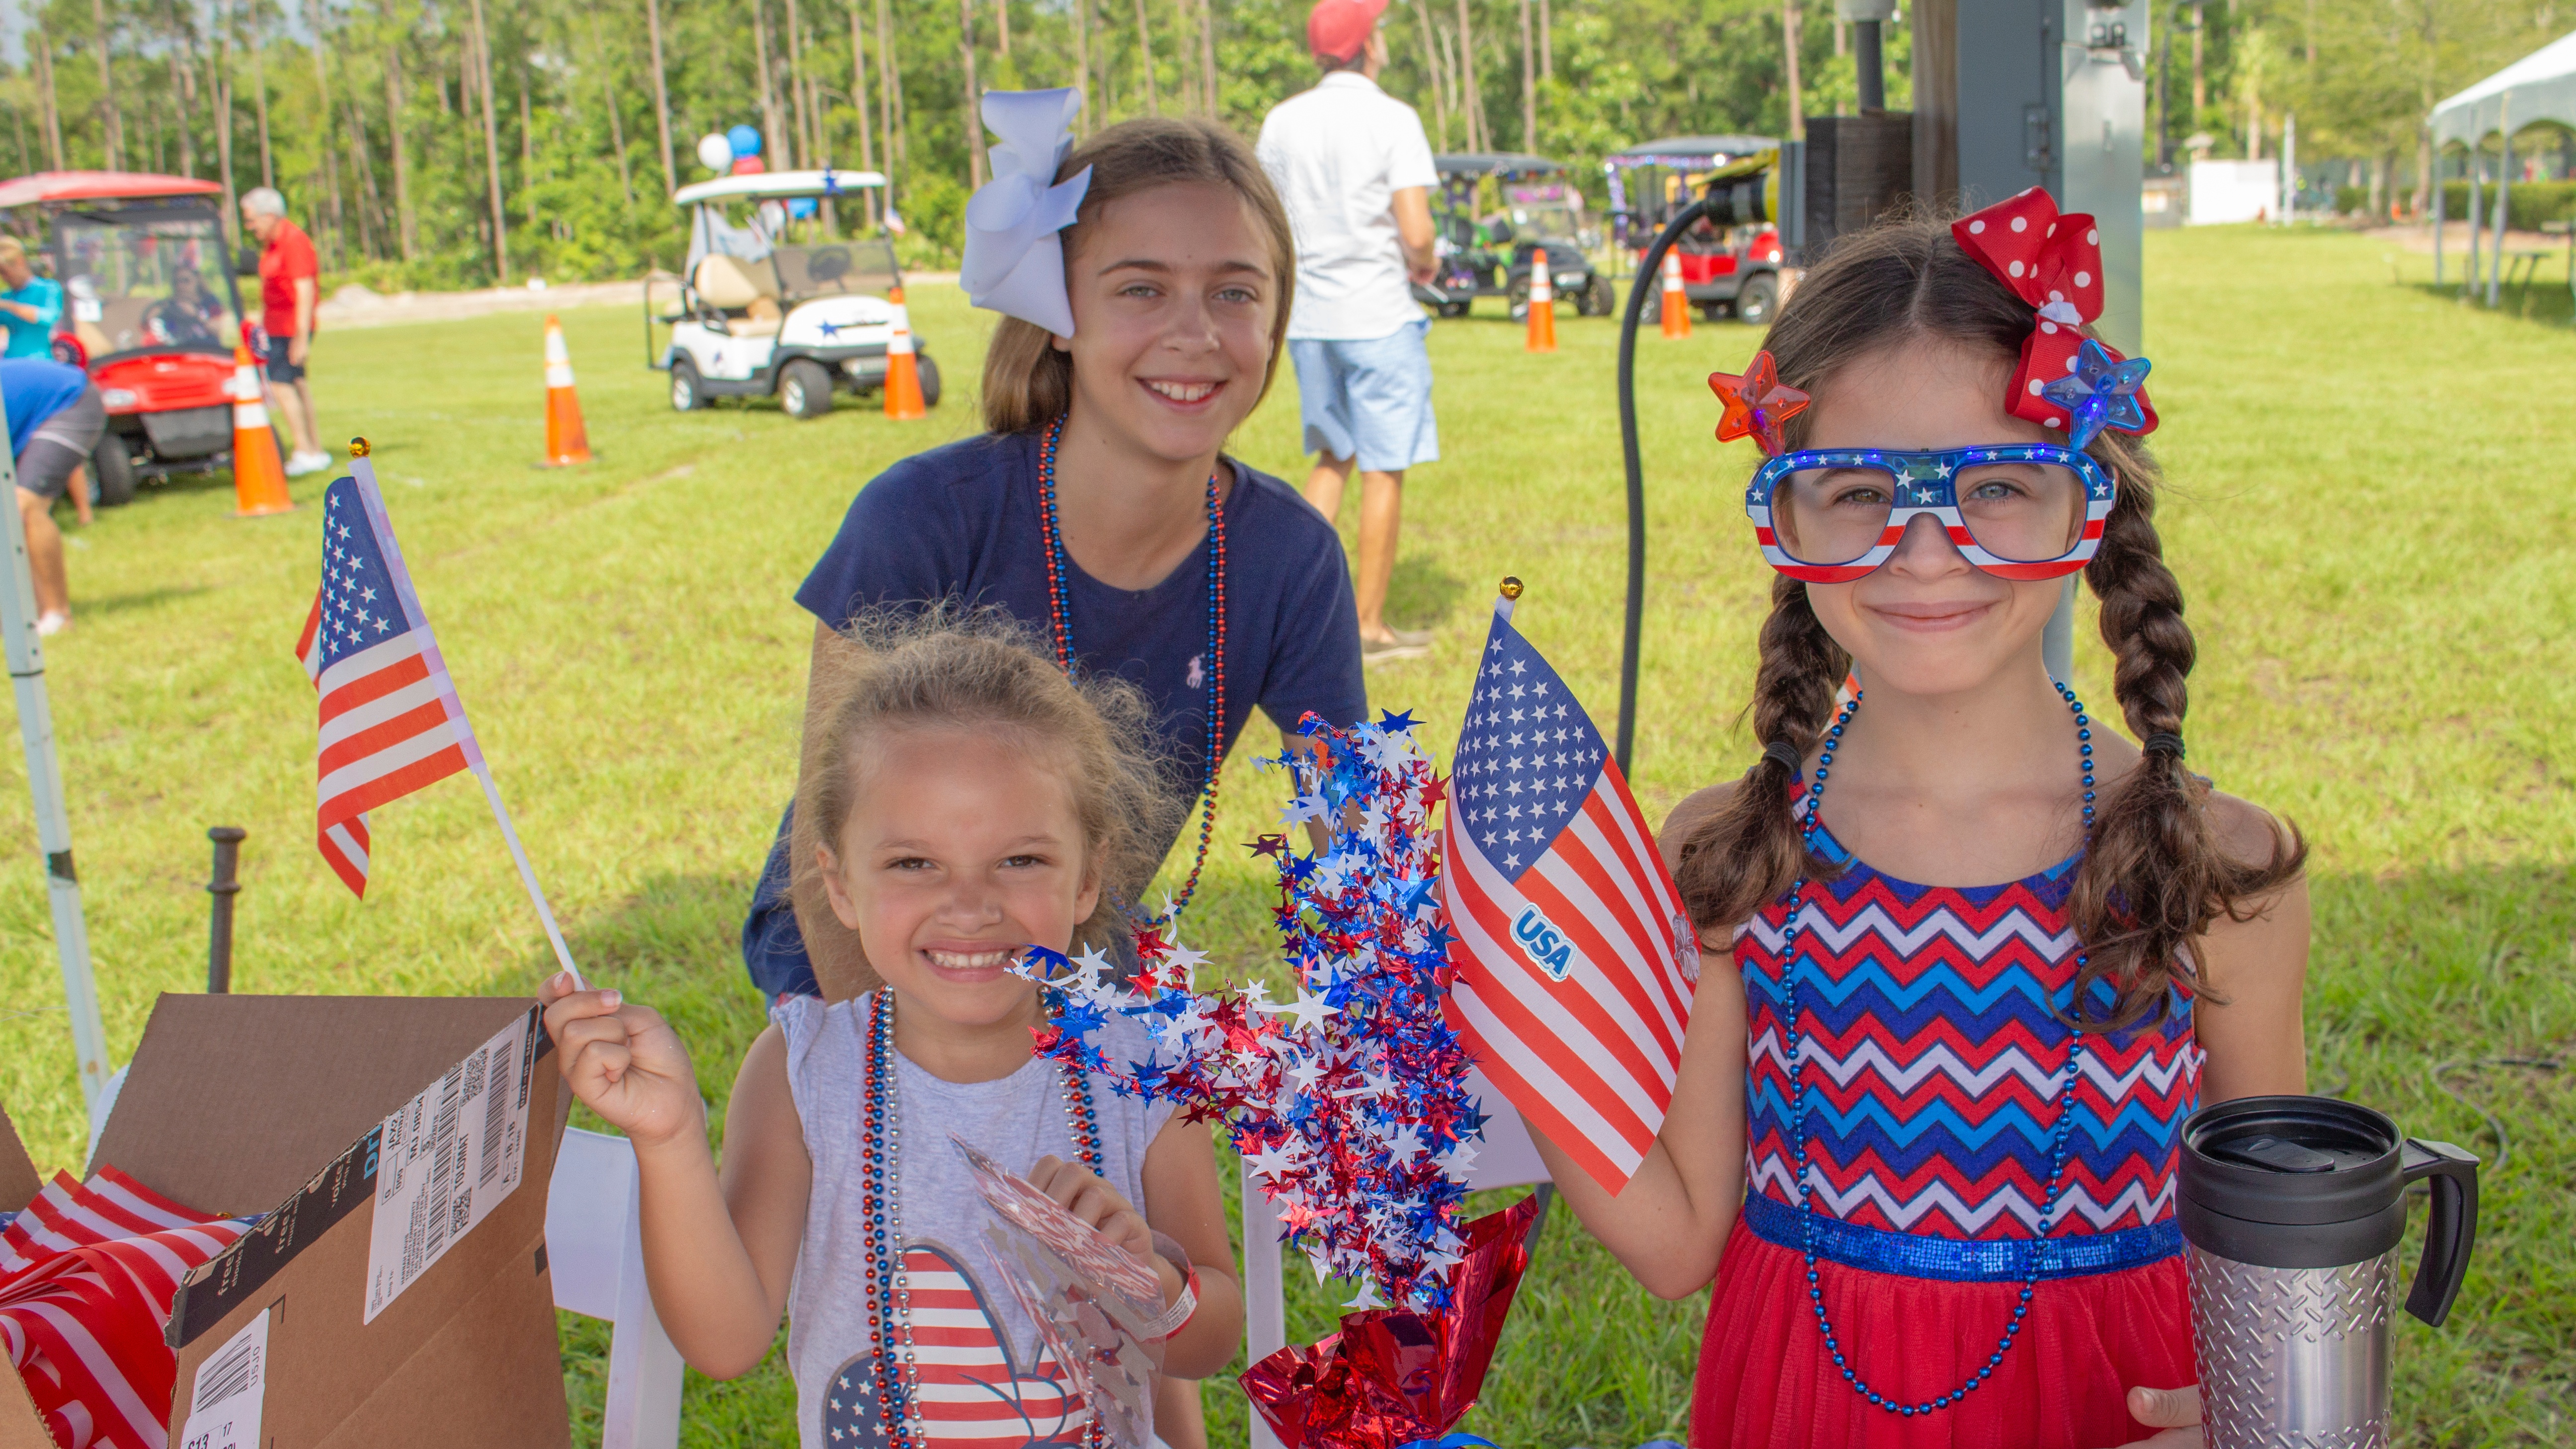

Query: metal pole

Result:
[2464,135,2484,301]
[2432,139,2444,286]
[1853,21,1885,111]
[0,394,111,1114]
[206,826,245,993]
[2487,96,2511,310]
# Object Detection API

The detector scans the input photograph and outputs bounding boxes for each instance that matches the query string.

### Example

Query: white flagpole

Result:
[346,440,585,991]
[469,758,586,991]
[0,393,112,1113]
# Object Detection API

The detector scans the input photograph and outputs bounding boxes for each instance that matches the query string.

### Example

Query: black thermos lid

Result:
[2178,1095,2410,1270]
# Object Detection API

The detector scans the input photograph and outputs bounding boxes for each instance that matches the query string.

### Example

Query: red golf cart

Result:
[1605,138,1788,324]
[0,171,246,505]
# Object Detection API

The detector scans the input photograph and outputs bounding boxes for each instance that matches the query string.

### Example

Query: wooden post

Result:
[206,827,245,994]
[1132,0,1157,118]
[962,0,987,184]
[467,0,508,280]
[645,0,678,195]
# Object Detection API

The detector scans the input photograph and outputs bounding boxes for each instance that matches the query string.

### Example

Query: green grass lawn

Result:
[1,225,2570,1446]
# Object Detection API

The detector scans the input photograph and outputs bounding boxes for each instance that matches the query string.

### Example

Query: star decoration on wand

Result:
[2040,337,2153,450]
[1708,350,1812,457]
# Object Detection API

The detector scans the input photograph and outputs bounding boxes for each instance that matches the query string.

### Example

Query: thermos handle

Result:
[2399,1137,2480,1327]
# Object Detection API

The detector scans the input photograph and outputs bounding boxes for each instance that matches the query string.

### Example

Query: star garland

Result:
[1017,710,1486,1311]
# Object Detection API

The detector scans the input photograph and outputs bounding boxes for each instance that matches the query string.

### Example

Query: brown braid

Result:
[1675,211,2304,1029]
[1673,573,1852,934]
[2069,445,2306,1027]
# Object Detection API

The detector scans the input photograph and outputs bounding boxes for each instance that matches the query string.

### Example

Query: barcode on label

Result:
[178,1306,269,1449]
[197,1329,257,1406]
[421,1061,465,1260]
[478,1043,510,1188]
[364,1009,540,1323]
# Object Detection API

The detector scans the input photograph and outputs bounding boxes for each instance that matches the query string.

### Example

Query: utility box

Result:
[1912,0,2151,351]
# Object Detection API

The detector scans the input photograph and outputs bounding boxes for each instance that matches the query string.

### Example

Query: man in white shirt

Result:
[1257,0,1440,663]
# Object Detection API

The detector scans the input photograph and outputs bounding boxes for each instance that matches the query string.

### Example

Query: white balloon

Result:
[696,132,733,172]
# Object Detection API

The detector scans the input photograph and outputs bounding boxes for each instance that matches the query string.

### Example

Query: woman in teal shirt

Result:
[0,238,65,359]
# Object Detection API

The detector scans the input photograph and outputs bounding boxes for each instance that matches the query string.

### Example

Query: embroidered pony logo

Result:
[1187,653,1205,690]
[1512,905,1578,982]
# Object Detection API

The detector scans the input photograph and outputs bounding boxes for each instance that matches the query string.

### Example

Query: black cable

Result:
[2427,1056,2562,1174]
[1613,196,1719,774]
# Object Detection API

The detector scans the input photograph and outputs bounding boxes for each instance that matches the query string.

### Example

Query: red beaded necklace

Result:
[1034,413,1228,925]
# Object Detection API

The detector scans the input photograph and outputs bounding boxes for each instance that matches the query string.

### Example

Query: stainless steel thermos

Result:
[2178,1096,2480,1449]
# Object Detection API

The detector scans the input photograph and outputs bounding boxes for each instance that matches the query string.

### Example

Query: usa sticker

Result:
[1512,905,1579,982]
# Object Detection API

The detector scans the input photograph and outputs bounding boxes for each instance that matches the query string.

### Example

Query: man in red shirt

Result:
[241,187,331,477]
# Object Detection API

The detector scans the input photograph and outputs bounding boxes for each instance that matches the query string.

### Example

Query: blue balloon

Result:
[726,125,763,158]
[788,197,817,219]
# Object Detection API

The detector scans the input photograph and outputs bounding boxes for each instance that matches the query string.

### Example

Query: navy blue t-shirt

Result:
[744,429,1368,996]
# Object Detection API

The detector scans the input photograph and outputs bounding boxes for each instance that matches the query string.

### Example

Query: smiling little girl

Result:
[548,614,1243,1449]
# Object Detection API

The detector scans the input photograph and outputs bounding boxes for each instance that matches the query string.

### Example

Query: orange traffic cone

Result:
[1659,249,1691,339]
[882,286,927,420]
[541,315,592,466]
[227,343,293,517]
[1524,265,1558,353]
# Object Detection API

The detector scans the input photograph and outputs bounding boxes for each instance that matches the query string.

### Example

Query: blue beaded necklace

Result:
[1035,413,1227,925]
[1779,680,2099,1417]
[857,990,1106,1449]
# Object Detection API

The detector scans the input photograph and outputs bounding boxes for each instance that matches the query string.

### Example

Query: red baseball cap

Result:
[1307,0,1387,63]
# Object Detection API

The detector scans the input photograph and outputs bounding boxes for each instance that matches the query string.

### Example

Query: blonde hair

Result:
[980,117,1298,434]
[0,237,25,267]
[788,608,1183,1000]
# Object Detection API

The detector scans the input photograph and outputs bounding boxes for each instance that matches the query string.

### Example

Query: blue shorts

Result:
[1288,321,1438,472]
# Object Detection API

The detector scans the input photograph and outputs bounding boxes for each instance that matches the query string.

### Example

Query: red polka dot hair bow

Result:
[1950,187,2158,442]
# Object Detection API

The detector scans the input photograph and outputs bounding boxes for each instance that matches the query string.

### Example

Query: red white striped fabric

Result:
[0,1168,252,1449]
[297,596,373,894]
[297,474,481,896]
[1438,601,1698,1194]
[903,1247,1085,1447]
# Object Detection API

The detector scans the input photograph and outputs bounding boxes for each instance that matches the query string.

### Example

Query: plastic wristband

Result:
[1138,1235,1200,1341]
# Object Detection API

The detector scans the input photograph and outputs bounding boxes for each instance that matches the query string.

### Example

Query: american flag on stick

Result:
[1437,582,1698,1193]
[292,445,584,986]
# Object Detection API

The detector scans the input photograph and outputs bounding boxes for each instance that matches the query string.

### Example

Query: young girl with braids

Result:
[546,614,1243,1449]
[1528,196,2310,1448]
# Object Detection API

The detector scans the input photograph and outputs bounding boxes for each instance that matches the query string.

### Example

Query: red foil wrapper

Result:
[1240,1195,1540,1449]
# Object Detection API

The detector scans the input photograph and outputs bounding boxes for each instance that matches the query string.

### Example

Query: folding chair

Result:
[548,1127,687,1449]
[1239,1066,1554,1449]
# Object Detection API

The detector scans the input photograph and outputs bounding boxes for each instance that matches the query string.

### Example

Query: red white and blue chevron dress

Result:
[1694,803,2201,1448]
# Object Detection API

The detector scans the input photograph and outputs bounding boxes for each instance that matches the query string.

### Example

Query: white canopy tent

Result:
[2428,29,2576,305]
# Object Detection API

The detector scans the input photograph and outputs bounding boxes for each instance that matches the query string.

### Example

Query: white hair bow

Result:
[961,88,1092,337]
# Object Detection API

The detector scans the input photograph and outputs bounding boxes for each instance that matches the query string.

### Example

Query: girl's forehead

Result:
[1804,338,2052,451]
[1075,183,1269,265]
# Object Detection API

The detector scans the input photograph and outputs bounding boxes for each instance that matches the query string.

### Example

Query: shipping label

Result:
[361,1006,538,1323]
[176,1307,268,1449]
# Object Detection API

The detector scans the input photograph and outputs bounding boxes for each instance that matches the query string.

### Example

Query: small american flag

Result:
[0,1167,253,1449]
[294,471,478,896]
[1437,595,1699,1193]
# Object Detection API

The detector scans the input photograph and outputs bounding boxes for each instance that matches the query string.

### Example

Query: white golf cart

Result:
[648,169,941,418]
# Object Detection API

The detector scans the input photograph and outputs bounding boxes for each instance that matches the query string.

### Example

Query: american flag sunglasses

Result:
[1743,443,2117,583]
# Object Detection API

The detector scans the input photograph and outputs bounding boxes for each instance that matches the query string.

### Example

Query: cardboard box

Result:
[1,994,572,1449]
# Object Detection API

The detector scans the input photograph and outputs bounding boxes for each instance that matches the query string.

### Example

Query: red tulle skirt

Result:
[1692,1218,2194,1449]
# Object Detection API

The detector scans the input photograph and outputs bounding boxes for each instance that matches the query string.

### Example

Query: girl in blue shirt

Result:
[742,112,1368,1008]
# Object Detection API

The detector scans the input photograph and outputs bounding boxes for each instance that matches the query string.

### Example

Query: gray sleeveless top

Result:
[776,993,1174,1449]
